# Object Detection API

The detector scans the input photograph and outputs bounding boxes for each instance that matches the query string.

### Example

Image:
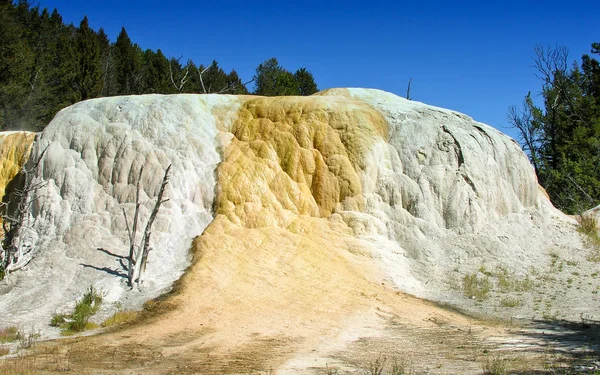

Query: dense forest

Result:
[509,43,600,214]
[0,1,318,132]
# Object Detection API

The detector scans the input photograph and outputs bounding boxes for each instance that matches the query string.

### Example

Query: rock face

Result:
[0,89,583,335]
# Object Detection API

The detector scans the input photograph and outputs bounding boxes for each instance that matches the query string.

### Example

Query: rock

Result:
[0,89,585,335]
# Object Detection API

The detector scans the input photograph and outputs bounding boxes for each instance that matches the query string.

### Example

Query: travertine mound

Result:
[0,89,584,340]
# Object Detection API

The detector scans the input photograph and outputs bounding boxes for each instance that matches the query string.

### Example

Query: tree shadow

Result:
[79,263,127,279]
[507,318,600,374]
[96,247,126,260]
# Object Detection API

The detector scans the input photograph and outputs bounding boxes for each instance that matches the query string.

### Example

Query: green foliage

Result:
[253,58,318,96]
[294,67,318,96]
[462,272,491,300]
[49,313,65,327]
[510,43,600,213]
[51,286,102,334]
[0,2,318,132]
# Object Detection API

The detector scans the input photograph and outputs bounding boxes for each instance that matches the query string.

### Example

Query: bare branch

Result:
[169,56,191,93]
[135,164,171,284]
[198,64,213,94]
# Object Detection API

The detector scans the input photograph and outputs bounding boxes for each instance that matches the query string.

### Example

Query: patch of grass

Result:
[549,252,565,272]
[390,357,413,375]
[463,273,491,300]
[0,326,20,343]
[51,286,102,335]
[579,214,600,261]
[500,298,520,307]
[0,347,9,356]
[495,267,533,293]
[482,356,507,375]
[101,310,139,327]
[579,214,598,236]
[365,355,387,375]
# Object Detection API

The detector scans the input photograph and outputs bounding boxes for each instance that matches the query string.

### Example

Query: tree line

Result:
[0,1,318,132]
[509,42,600,214]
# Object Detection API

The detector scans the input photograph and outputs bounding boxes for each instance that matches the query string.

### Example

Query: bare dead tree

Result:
[198,62,255,94]
[27,67,43,100]
[135,165,171,283]
[218,77,255,94]
[122,167,143,287]
[406,78,412,100]
[169,56,191,93]
[122,164,171,287]
[507,96,543,176]
[198,64,212,94]
[0,141,48,277]
[532,45,569,85]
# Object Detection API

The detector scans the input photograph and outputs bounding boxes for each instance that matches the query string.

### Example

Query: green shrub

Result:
[50,314,66,327]
[463,273,491,300]
[51,286,102,335]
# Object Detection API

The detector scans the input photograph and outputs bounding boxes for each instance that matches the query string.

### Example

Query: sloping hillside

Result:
[0,89,597,374]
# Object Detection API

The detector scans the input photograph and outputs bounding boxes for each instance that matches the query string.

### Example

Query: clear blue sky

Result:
[31,0,599,140]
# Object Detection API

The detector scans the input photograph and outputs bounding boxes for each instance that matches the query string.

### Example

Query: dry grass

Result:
[363,355,414,375]
[579,214,598,236]
[101,310,139,327]
[579,214,600,262]
[481,356,508,375]
[499,298,520,308]
[0,327,19,343]
[0,347,8,357]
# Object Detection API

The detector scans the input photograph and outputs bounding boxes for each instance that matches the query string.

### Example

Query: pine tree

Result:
[114,27,143,95]
[75,16,103,100]
[509,43,600,213]
[253,58,299,96]
[294,67,318,96]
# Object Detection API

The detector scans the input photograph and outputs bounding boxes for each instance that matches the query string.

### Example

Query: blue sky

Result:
[31,0,599,140]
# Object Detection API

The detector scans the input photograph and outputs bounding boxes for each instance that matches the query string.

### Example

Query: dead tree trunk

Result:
[0,141,48,277]
[135,165,170,284]
[122,167,143,287]
[122,164,171,288]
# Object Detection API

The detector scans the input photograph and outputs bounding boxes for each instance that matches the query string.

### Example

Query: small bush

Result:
[51,286,102,335]
[50,314,66,327]
[0,346,9,356]
[0,326,20,343]
[463,273,491,300]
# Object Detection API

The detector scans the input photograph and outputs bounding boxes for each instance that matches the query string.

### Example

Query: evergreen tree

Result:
[0,2,319,131]
[253,58,299,96]
[141,49,171,94]
[75,16,103,100]
[509,43,600,213]
[226,70,249,94]
[113,27,142,95]
[294,67,318,96]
